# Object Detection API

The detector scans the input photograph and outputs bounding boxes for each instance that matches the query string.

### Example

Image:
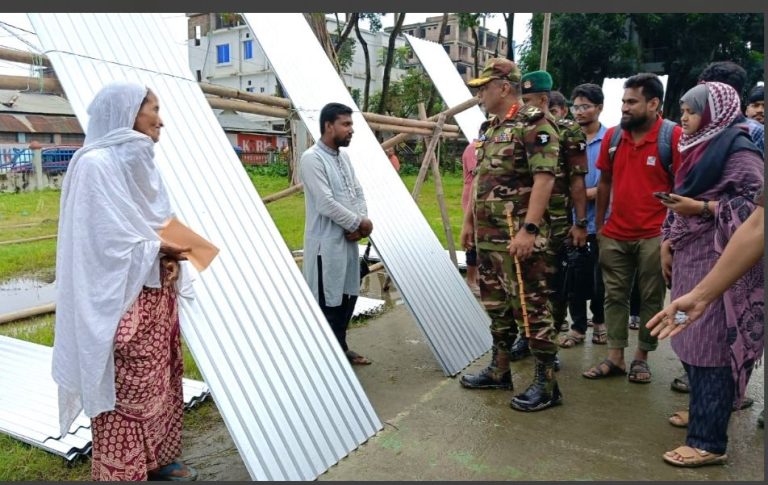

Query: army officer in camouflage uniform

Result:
[459,58,563,412]
[508,70,589,358]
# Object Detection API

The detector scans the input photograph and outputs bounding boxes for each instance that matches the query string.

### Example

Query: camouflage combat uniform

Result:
[473,103,560,366]
[547,116,588,323]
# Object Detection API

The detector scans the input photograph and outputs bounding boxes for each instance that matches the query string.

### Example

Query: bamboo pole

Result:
[417,103,457,267]
[0,234,57,246]
[0,47,52,67]
[367,120,458,138]
[411,113,446,201]
[261,183,304,204]
[207,97,291,119]
[0,74,61,93]
[199,82,292,108]
[0,303,56,325]
[540,13,552,71]
[363,111,459,132]
[382,97,480,150]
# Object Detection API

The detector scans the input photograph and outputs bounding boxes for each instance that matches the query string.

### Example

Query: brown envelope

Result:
[159,217,220,272]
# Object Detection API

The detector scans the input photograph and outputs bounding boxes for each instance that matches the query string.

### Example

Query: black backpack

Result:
[607,118,677,178]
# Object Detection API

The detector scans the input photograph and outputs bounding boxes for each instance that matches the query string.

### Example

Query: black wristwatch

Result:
[523,222,540,235]
[574,218,588,229]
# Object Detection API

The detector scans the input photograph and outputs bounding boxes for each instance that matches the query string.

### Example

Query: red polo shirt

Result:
[596,116,682,240]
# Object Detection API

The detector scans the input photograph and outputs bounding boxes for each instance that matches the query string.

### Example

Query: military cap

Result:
[467,58,522,87]
[521,70,553,94]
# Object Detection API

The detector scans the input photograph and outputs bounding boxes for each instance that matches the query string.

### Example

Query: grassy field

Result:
[0,170,466,480]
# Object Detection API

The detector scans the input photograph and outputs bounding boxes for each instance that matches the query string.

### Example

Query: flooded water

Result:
[0,277,56,315]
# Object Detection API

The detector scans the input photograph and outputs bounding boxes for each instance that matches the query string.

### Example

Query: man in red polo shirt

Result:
[582,73,681,383]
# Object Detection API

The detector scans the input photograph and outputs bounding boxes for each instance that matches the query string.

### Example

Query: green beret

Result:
[521,70,553,94]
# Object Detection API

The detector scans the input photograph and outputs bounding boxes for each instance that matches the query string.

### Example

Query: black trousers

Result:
[317,255,358,352]
[568,234,605,334]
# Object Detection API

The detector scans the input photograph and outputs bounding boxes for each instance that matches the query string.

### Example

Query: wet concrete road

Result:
[184,295,764,481]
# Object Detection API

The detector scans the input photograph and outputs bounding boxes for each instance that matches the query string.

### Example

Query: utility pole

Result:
[539,13,552,70]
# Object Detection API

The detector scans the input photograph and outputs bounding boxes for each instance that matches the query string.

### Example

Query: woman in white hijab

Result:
[53,81,196,480]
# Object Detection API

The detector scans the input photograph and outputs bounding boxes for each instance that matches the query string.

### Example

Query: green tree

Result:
[355,13,384,111]
[519,13,639,100]
[369,69,444,118]
[632,13,764,119]
[518,13,764,120]
[377,13,407,114]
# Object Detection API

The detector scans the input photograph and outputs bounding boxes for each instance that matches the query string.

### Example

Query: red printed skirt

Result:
[90,278,184,481]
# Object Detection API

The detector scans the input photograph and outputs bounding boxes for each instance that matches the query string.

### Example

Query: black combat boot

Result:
[509,335,531,361]
[460,349,513,390]
[509,360,562,411]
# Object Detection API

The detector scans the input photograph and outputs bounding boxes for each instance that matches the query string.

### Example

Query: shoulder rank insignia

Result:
[536,132,551,145]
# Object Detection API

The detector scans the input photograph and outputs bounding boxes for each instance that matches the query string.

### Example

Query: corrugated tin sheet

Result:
[244,13,491,376]
[0,113,82,134]
[29,13,380,481]
[0,89,75,116]
[352,297,386,319]
[0,335,210,462]
[404,34,487,141]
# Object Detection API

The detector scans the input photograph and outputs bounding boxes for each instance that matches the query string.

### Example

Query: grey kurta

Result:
[300,140,367,307]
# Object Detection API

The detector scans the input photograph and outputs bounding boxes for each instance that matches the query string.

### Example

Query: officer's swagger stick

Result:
[504,202,531,338]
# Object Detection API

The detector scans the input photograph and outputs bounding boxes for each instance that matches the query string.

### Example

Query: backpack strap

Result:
[657,118,677,177]
[607,126,623,165]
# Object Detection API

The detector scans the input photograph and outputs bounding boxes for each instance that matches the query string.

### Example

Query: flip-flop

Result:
[148,462,198,481]
[346,350,372,365]
[662,446,727,468]
[558,332,586,348]
[582,358,627,379]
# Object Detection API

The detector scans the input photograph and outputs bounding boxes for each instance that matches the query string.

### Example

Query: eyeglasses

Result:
[570,103,597,114]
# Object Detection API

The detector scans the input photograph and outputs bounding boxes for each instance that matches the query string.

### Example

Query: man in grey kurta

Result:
[300,102,374,365]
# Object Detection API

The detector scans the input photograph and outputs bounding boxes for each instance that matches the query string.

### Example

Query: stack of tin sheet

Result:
[0,335,209,462]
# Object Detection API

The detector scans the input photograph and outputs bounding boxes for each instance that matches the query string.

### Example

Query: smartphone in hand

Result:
[653,191,675,203]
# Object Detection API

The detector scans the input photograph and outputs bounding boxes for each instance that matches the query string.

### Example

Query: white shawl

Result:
[53,82,174,436]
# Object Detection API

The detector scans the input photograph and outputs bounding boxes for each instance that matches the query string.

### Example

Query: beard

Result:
[620,112,649,130]
[334,134,352,147]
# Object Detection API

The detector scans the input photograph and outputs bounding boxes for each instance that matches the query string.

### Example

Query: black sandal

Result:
[582,358,627,379]
[628,359,652,384]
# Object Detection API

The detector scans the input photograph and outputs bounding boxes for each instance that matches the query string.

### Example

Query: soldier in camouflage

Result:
[508,71,589,360]
[459,58,563,412]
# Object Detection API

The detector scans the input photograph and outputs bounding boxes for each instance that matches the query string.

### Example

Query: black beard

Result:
[620,113,648,131]
[335,136,351,147]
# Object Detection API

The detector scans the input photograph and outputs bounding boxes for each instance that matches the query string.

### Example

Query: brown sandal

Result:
[663,446,727,467]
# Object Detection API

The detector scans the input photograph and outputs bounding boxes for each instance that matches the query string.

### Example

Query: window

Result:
[194,25,202,46]
[243,40,253,60]
[246,87,255,93]
[444,25,451,35]
[247,80,252,85]
[443,44,450,54]
[196,70,202,82]
[216,44,230,64]
[260,87,265,93]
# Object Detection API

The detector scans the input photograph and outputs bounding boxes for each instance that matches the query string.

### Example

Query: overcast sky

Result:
[0,13,532,76]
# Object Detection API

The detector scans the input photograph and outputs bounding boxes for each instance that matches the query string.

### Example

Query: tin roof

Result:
[0,335,210,462]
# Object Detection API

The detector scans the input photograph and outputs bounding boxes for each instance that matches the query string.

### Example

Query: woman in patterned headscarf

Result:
[653,81,763,467]
[54,82,197,480]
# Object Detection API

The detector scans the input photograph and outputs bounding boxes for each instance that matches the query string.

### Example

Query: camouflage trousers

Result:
[477,247,559,362]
